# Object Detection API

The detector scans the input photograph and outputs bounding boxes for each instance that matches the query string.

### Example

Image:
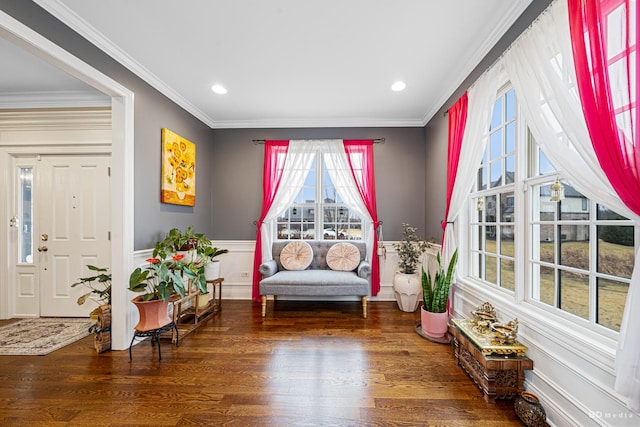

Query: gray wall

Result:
[422,0,554,241]
[211,127,426,241]
[0,0,215,249]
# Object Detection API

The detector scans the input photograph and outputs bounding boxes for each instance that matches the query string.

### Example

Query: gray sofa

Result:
[259,240,371,318]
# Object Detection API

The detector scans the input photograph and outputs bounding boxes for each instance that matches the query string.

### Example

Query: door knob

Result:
[38,246,48,252]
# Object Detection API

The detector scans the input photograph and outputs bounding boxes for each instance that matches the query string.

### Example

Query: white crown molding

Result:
[0,107,111,131]
[420,0,534,125]
[210,117,425,129]
[0,90,110,109]
[34,0,217,128]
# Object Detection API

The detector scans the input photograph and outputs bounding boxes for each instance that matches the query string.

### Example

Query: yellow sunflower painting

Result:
[161,128,196,206]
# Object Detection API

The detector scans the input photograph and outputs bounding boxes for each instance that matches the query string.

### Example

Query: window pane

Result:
[537,225,555,262]
[506,122,515,153]
[303,187,315,203]
[597,278,628,332]
[597,225,634,279]
[560,184,588,220]
[538,150,554,175]
[559,228,589,270]
[505,155,515,184]
[597,204,628,220]
[486,232,496,255]
[477,166,486,191]
[501,225,515,244]
[490,129,502,161]
[538,183,556,219]
[500,192,515,222]
[19,167,33,264]
[500,230,514,254]
[486,195,496,223]
[533,264,555,305]
[474,226,483,251]
[501,258,515,291]
[491,98,503,130]
[505,89,515,121]
[486,255,497,283]
[560,270,589,321]
[490,160,502,188]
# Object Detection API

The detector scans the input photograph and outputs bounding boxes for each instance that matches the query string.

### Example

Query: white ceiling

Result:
[7,0,533,128]
[0,36,109,109]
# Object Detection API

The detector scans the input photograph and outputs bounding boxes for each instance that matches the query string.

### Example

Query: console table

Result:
[450,319,533,402]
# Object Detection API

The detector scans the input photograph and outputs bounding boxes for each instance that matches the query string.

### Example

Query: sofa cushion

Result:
[326,242,361,271]
[259,270,369,296]
[280,241,313,271]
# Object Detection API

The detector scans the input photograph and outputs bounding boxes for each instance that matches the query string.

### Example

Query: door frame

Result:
[0,11,135,350]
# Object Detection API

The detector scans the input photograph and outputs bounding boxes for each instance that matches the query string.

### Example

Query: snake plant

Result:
[421,249,458,313]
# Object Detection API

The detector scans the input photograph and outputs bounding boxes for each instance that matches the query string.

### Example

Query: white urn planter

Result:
[204,260,221,280]
[392,271,422,312]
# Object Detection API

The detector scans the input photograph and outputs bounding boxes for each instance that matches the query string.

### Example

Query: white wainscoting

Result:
[190,240,440,302]
[130,240,440,306]
[453,280,637,427]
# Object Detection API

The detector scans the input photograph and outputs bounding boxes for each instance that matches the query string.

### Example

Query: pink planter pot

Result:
[421,307,449,338]
[131,296,172,332]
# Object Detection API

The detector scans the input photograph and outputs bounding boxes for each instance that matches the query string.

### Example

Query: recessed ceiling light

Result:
[211,84,227,95]
[391,81,406,92]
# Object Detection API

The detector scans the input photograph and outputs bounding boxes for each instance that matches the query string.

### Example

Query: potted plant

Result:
[420,249,458,339]
[128,254,206,331]
[202,245,229,280]
[153,226,211,263]
[392,223,429,312]
[71,265,112,352]
[71,265,112,318]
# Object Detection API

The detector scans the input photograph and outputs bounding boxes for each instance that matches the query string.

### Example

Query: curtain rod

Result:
[252,138,385,145]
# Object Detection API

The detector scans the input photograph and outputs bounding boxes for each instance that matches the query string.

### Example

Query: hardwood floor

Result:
[0,300,524,426]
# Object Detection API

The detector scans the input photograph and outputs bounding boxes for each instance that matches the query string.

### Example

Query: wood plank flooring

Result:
[0,300,524,426]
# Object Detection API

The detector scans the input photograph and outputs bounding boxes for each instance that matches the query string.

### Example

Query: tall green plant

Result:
[421,249,458,313]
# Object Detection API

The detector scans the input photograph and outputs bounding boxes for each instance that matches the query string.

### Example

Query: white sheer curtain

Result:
[323,140,375,263]
[502,0,636,219]
[443,67,500,265]
[500,0,640,411]
[260,140,315,262]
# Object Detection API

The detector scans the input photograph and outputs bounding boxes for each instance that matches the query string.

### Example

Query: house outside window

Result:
[467,85,636,334]
[276,155,363,241]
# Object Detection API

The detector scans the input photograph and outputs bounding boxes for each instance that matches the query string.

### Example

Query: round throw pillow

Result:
[326,242,361,271]
[280,241,313,271]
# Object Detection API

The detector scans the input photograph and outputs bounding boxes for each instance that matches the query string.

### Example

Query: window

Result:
[470,87,517,291]
[18,167,33,264]
[276,155,363,241]
[467,86,636,334]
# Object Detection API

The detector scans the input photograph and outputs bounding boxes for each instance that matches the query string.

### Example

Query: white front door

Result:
[11,154,111,317]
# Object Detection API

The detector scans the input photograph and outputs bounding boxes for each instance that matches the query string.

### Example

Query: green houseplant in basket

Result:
[420,249,458,339]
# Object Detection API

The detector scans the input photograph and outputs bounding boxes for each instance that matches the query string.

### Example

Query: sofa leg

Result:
[261,295,267,317]
[362,296,368,318]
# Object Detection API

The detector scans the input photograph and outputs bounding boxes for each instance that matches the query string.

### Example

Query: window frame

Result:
[275,151,364,242]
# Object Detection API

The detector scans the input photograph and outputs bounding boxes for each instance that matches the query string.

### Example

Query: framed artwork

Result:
[161,128,196,206]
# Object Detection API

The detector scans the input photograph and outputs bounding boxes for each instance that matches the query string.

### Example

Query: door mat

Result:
[0,318,92,356]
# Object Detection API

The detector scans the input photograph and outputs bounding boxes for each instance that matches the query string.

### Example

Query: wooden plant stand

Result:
[164,277,223,343]
[449,320,533,402]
